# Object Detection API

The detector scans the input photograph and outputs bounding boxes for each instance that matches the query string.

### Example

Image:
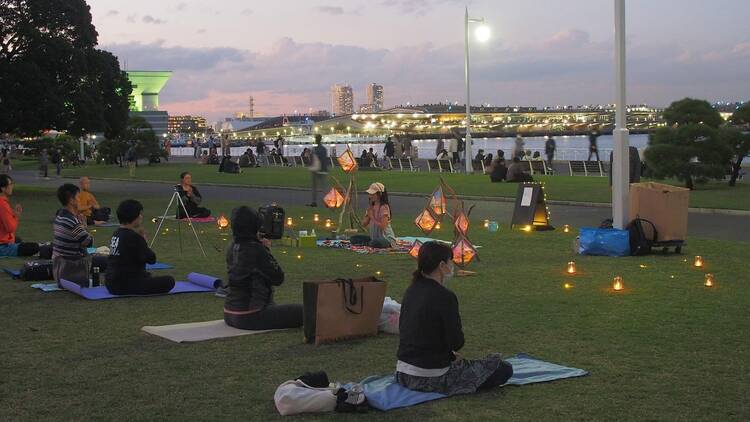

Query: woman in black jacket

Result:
[396,241,513,395]
[176,172,211,218]
[223,206,302,330]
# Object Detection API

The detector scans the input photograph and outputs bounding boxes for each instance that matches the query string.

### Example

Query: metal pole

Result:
[612,0,630,229]
[464,7,473,173]
[80,136,86,162]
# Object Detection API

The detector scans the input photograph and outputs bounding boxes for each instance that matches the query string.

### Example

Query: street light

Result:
[464,7,490,173]
[611,0,630,229]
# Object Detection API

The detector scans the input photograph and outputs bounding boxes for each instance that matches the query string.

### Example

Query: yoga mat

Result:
[141,320,284,343]
[31,283,63,292]
[92,221,119,227]
[156,216,216,223]
[4,262,173,279]
[3,268,21,278]
[360,354,588,411]
[186,272,222,289]
[59,273,220,300]
[398,237,483,248]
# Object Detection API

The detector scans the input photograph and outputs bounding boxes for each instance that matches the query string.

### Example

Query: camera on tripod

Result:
[258,204,285,240]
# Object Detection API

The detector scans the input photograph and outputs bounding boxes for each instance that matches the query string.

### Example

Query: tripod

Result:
[150,189,207,257]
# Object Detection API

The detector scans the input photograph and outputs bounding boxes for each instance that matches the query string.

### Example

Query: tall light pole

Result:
[612,0,630,229]
[464,7,490,173]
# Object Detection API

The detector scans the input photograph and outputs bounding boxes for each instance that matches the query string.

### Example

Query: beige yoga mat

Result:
[141,320,284,343]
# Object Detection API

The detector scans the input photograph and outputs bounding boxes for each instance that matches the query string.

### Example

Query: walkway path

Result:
[12,171,749,242]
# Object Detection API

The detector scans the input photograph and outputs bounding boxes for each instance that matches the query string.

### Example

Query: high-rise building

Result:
[248,96,255,118]
[125,70,172,136]
[167,115,207,134]
[367,83,384,112]
[330,84,354,116]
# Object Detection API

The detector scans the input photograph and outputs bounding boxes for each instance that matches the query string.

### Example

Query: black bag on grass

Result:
[20,260,54,281]
[38,242,52,259]
[627,217,657,256]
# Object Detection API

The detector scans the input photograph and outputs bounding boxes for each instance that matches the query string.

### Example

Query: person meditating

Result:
[52,184,94,286]
[396,241,513,395]
[224,206,303,330]
[106,200,175,295]
[0,175,39,257]
[176,172,211,218]
[77,177,111,225]
[361,182,397,249]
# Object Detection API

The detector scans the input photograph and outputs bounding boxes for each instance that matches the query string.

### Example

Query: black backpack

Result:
[627,217,657,256]
[20,260,54,281]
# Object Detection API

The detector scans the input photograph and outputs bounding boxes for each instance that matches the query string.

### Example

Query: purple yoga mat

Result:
[186,272,222,289]
[60,274,219,300]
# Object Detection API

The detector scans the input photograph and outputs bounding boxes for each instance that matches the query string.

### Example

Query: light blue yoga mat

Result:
[361,354,588,411]
[31,283,63,292]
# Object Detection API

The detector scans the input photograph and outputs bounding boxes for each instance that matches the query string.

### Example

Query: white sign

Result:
[520,187,533,207]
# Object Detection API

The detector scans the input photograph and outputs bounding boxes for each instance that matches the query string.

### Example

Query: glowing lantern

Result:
[693,256,704,268]
[337,148,358,173]
[217,214,229,230]
[564,282,573,290]
[566,261,576,274]
[452,237,478,268]
[521,225,532,232]
[286,217,293,227]
[414,208,439,235]
[483,220,490,228]
[323,188,346,209]
[429,187,448,215]
[453,210,470,235]
[408,240,423,259]
[324,219,332,229]
[435,222,442,230]
[313,214,320,222]
[704,273,714,287]
[563,224,571,233]
[612,276,624,291]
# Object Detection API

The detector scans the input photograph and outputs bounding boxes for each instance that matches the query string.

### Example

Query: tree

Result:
[98,117,165,165]
[662,98,723,128]
[644,125,732,190]
[726,103,750,187]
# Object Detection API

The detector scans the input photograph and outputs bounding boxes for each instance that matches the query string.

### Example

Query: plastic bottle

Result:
[92,267,100,287]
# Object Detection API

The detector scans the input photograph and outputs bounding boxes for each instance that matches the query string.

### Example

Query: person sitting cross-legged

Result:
[0,175,40,257]
[176,172,211,219]
[77,177,111,225]
[396,241,513,396]
[105,200,175,295]
[52,183,94,287]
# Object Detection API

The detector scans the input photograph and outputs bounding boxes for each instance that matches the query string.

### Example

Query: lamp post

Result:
[612,0,630,228]
[464,7,490,174]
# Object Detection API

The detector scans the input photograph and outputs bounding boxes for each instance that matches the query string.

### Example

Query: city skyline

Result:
[89,0,750,120]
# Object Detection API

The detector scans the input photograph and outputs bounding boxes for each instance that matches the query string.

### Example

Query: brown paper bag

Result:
[303,277,386,345]
[629,182,689,241]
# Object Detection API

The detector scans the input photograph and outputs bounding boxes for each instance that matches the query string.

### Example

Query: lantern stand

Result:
[330,147,365,235]
[150,189,207,257]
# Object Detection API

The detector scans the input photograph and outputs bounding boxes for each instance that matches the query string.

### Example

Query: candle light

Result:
[217,213,229,230]
[375,271,382,276]
[566,261,577,274]
[563,224,571,233]
[435,222,441,230]
[286,217,293,227]
[693,256,703,268]
[296,254,303,260]
[522,225,532,232]
[313,214,320,222]
[563,282,573,290]
[324,219,332,229]
[704,273,714,287]
[612,276,624,291]
[483,219,490,228]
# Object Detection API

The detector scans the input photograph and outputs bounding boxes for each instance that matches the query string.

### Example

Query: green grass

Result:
[63,163,750,211]
[2,186,749,421]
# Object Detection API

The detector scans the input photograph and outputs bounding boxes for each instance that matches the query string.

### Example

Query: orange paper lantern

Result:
[217,213,230,230]
[323,188,346,209]
[414,208,439,235]
[452,237,478,268]
[429,187,448,215]
[337,148,358,173]
[408,240,423,259]
[453,210,470,235]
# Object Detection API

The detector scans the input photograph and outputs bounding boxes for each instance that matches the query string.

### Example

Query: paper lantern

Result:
[612,276,624,291]
[693,256,703,268]
[453,210,470,235]
[323,188,346,209]
[217,214,229,230]
[566,261,576,274]
[483,219,490,228]
[563,224,571,233]
[409,240,423,259]
[414,208,438,235]
[313,214,320,222]
[704,273,714,287]
[488,221,499,232]
[452,237,478,268]
[429,187,448,215]
[337,148,358,173]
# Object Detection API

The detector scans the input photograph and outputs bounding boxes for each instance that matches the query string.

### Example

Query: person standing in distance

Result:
[308,134,329,207]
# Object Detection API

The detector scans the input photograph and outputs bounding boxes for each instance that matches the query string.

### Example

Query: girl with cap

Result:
[396,241,513,395]
[223,206,303,330]
[362,182,397,249]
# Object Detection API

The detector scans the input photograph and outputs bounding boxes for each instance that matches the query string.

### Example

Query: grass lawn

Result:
[2,185,749,421]
[63,162,750,211]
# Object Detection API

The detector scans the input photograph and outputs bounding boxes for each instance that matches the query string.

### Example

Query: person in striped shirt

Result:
[52,184,94,286]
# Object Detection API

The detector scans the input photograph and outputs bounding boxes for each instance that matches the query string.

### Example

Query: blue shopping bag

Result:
[578,228,630,257]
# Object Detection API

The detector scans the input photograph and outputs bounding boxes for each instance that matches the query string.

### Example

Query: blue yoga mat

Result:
[361,354,588,411]
[3,262,173,279]
[3,268,21,278]
[31,283,62,292]
[60,272,221,300]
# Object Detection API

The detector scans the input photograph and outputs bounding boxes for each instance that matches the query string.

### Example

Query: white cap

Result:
[365,182,385,194]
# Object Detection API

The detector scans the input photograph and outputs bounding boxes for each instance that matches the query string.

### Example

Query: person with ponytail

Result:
[396,241,513,395]
[361,182,397,249]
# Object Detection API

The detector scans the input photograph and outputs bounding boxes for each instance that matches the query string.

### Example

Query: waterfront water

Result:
[171,133,650,161]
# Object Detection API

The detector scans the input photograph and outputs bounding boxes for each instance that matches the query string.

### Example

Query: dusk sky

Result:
[88,0,750,121]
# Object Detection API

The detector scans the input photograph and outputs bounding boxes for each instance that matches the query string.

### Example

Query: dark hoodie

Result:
[223,206,285,313]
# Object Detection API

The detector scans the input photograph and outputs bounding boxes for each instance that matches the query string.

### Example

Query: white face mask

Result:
[441,261,455,285]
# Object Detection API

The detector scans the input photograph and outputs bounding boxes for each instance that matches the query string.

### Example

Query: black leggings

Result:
[106,275,175,295]
[478,360,514,390]
[224,304,303,330]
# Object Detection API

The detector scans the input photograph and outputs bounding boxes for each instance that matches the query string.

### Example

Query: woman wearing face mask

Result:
[361,182,397,249]
[396,241,513,395]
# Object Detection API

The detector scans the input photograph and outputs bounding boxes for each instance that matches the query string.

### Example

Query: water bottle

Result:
[92,266,100,287]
